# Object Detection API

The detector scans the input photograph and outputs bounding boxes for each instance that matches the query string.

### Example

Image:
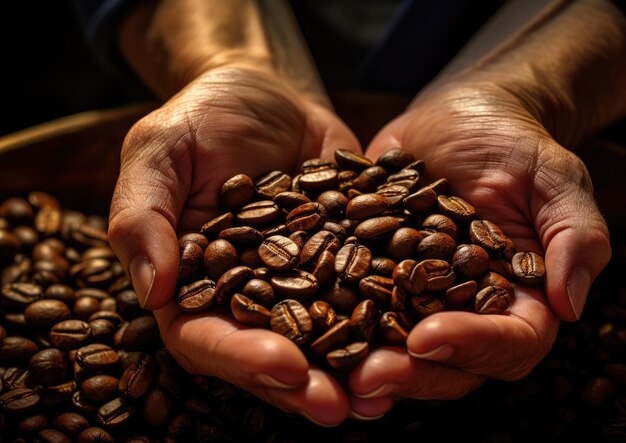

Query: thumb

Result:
[534,149,611,322]
[108,127,189,310]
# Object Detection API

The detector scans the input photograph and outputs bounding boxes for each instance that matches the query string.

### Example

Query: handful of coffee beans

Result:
[176,148,546,370]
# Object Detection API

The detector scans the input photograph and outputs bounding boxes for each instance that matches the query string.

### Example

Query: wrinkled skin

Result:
[109,68,611,425]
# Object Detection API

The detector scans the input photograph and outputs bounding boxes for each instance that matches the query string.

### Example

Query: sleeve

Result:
[71,0,140,74]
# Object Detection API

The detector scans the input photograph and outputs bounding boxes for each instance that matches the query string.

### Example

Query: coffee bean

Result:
[359,275,394,306]
[122,316,159,350]
[312,249,336,285]
[1,336,39,361]
[511,251,545,285]
[255,171,292,199]
[218,226,264,246]
[452,244,490,279]
[274,191,312,211]
[309,300,337,333]
[383,227,423,262]
[316,190,348,218]
[236,200,280,226]
[376,184,409,210]
[351,166,388,193]
[35,428,71,443]
[24,299,71,328]
[75,343,119,372]
[215,266,255,304]
[420,214,458,241]
[421,259,456,291]
[351,299,380,342]
[470,219,515,259]
[270,299,313,346]
[2,282,43,307]
[299,230,340,269]
[403,187,439,214]
[199,212,234,237]
[18,414,50,434]
[286,202,327,232]
[53,412,90,438]
[383,168,420,192]
[375,148,416,172]
[322,281,361,313]
[334,149,373,172]
[409,294,445,319]
[220,174,255,210]
[177,278,216,312]
[445,280,478,306]
[178,241,204,283]
[393,260,427,295]
[270,269,319,299]
[230,293,272,327]
[2,367,31,390]
[346,194,389,220]
[437,195,476,221]
[326,341,369,370]
[0,388,40,413]
[299,164,338,192]
[119,354,155,400]
[370,257,397,277]
[379,311,409,345]
[97,397,135,429]
[258,235,300,271]
[417,232,456,261]
[310,319,352,357]
[241,278,275,307]
[335,243,372,282]
[28,348,67,386]
[81,374,119,403]
[474,272,515,314]
[354,216,400,241]
[76,426,114,443]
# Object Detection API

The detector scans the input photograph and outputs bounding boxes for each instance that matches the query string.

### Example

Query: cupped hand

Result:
[349,78,611,418]
[108,66,360,426]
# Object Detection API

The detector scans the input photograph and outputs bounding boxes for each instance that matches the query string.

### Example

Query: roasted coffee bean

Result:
[97,397,135,429]
[0,197,33,223]
[326,341,369,371]
[18,414,50,434]
[393,260,427,296]
[199,212,234,237]
[274,191,312,211]
[2,367,31,390]
[215,266,255,304]
[354,216,400,241]
[445,280,478,306]
[13,225,40,249]
[88,310,123,326]
[420,214,458,241]
[452,244,490,279]
[219,174,255,210]
[53,412,90,438]
[237,246,264,268]
[255,171,292,199]
[143,387,173,427]
[71,390,99,415]
[76,426,114,443]
[310,319,352,357]
[299,230,340,269]
[379,311,409,345]
[351,166,388,193]
[69,224,108,248]
[390,286,413,328]
[437,195,476,221]
[121,316,159,350]
[24,299,71,328]
[475,272,515,314]
[309,300,337,333]
[1,336,39,361]
[258,235,300,271]
[218,226,264,245]
[383,168,420,192]
[346,193,389,220]
[351,299,380,342]
[370,257,397,277]
[0,388,40,413]
[270,269,318,299]
[334,243,372,282]
[28,348,67,386]
[376,184,409,209]
[178,232,210,252]
[178,241,204,283]
[417,232,456,261]
[403,187,439,214]
[409,294,445,318]
[334,149,373,172]
[75,343,119,372]
[312,249,335,285]
[383,227,423,262]
[375,148,416,172]
[37,380,77,406]
[241,278,275,307]
[88,319,116,344]
[358,275,394,306]
[299,164,338,192]
[81,374,119,403]
[236,200,280,226]
[119,355,155,400]
[511,251,545,285]
[421,259,456,291]
[261,223,290,238]
[73,296,101,321]
[316,190,348,218]
[2,282,43,307]
[230,293,272,327]
[270,299,313,346]
[286,202,327,232]
[177,278,217,312]
[470,219,515,259]
[34,428,71,443]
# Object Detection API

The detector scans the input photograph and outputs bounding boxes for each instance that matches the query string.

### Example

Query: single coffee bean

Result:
[270,269,319,299]
[316,190,348,218]
[511,251,545,285]
[346,194,389,220]
[310,319,352,357]
[97,397,135,429]
[409,294,445,319]
[241,278,275,307]
[445,280,478,306]
[322,281,361,313]
[420,214,459,241]
[354,216,400,241]
[75,343,120,372]
[143,387,173,427]
[88,319,116,344]
[255,170,292,199]
[299,165,338,192]
[13,225,40,249]
[452,244,490,279]
[69,224,108,248]
[236,200,280,226]
[376,184,409,209]
[375,148,416,172]
[35,428,71,443]
[358,275,394,306]
[403,187,438,214]
[334,149,373,172]
[326,341,369,370]
[204,239,239,281]
[351,299,380,342]
[383,227,423,262]
[335,243,372,282]
[379,311,409,345]
[424,177,449,195]
[338,169,358,193]
[178,241,204,283]
[24,299,71,328]
[390,286,414,328]
[351,166,388,193]
[73,296,100,321]
[393,260,427,296]
[2,367,31,390]
[177,279,217,312]
[218,226,264,246]
[370,257,397,277]
[1,336,39,361]
[299,230,340,269]
[122,316,160,350]
[53,412,90,438]
[219,174,256,210]
[309,300,338,333]
[437,195,476,221]
[76,426,114,443]
[285,202,327,232]
[258,235,300,271]
[81,374,119,403]
[71,390,100,415]
[1,282,43,307]
[119,355,155,400]
[199,212,234,237]
[383,168,420,192]
[312,249,336,285]
[470,219,515,259]
[0,388,40,413]
[474,272,515,314]
[421,259,456,291]
[37,380,77,407]
[215,266,255,304]
[28,348,67,386]
[270,299,313,346]
[0,197,33,222]
[230,293,272,327]
[18,414,50,434]
[274,191,312,211]
[88,310,123,326]
[417,232,456,261]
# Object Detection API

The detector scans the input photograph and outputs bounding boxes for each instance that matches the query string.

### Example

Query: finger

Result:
[108,119,190,310]
[306,105,362,162]
[406,286,559,380]
[363,120,404,162]
[533,149,611,321]
[349,348,484,413]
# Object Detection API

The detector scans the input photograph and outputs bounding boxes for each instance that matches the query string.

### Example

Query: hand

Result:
[348,78,611,418]
[108,66,361,426]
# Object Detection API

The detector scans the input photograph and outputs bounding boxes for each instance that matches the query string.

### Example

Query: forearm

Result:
[118,0,329,105]
[442,0,626,146]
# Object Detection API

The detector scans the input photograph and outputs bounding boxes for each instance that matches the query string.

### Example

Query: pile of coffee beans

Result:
[176,148,545,370]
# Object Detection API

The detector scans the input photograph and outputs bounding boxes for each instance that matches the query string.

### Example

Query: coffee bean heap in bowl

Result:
[177,148,545,371]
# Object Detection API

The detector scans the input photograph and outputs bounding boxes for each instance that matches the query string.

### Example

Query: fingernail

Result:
[349,410,385,421]
[567,267,591,320]
[130,256,155,308]
[354,383,397,399]
[255,373,301,390]
[408,344,455,361]
[300,411,337,428]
